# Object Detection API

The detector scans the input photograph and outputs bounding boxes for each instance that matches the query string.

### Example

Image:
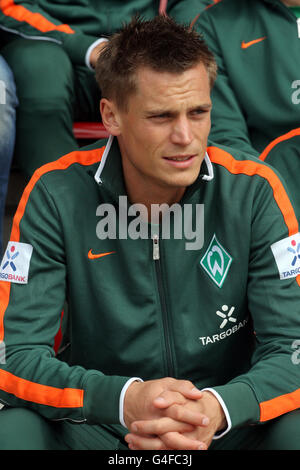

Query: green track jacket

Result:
[0,0,205,66]
[0,137,300,432]
[195,0,300,156]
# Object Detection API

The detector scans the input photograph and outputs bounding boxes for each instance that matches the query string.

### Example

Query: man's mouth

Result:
[163,154,197,167]
[164,155,194,161]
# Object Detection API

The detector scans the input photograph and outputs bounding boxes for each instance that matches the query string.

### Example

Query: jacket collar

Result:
[94,135,127,199]
[94,135,214,200]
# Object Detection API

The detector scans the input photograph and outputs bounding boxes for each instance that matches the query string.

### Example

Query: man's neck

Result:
[125,178,186,219]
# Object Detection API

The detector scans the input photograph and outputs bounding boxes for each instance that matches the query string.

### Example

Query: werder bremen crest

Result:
[200,234,233,288]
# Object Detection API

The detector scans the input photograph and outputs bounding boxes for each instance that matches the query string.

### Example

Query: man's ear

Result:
[100,98,122,136]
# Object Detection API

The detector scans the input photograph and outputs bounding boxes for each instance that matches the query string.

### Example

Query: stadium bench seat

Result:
[72,122,109,140]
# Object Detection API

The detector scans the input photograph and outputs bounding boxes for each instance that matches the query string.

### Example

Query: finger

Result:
[169,380,203,399]
[165,403,210,427]
[130,417,195,436]
[125,433,169,451]
[167,379,203,398]
[154,382,202,409]
[161,432,207,451]
[153,390,189,409]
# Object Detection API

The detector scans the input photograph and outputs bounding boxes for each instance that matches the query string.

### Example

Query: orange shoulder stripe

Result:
[190,13,200,30]
[259,128,300,162]
[208,145,299,236]
[0,369,84,408]
[0,0,74,34]
[10,147,104,243]
[190,0,222,28]
[260,388,300,422]
[205,0,222,9]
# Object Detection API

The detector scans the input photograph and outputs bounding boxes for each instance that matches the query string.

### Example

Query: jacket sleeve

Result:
[0,0,99,65]
[212,166,300,430]
[0,173,131,424]
[194,11,260,157]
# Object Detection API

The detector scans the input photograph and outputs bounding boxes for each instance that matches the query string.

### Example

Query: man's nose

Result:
[170,117,193,146]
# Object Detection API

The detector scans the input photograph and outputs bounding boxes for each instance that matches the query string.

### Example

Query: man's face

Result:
[115,63,212,198]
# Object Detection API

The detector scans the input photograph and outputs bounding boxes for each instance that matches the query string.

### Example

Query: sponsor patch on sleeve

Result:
[0,242,33,284]
[271,233,300,280]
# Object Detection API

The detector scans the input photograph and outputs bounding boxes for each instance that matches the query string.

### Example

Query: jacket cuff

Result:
[201,388,232,439]
[119,377,144,428]
[82,371,132,424]
[63,32,100,65]
[211,382,260,429]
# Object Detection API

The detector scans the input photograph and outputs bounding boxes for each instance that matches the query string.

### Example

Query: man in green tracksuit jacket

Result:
[0,15,300,451]
[195,0,300,157]
[0,0,205,177]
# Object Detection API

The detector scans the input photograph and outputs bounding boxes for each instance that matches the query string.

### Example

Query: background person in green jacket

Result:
[0,52,17,257]
[0,15,300,451]
[195,0,300,216]
[259,129,300,220]
[0,0,205,178]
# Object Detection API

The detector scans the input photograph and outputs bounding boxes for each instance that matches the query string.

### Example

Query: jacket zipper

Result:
[152,233,175,377]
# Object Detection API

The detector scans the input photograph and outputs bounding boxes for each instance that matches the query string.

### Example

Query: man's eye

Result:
[151,114,170,119]
[191,109,205,116]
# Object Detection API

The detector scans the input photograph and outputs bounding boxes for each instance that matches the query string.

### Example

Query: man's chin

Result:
[167,169,201,189]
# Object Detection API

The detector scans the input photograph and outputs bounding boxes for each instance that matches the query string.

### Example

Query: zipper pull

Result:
[152,234,160,260]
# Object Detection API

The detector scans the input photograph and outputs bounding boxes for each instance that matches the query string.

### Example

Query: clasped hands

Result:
[123,377,226,451]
